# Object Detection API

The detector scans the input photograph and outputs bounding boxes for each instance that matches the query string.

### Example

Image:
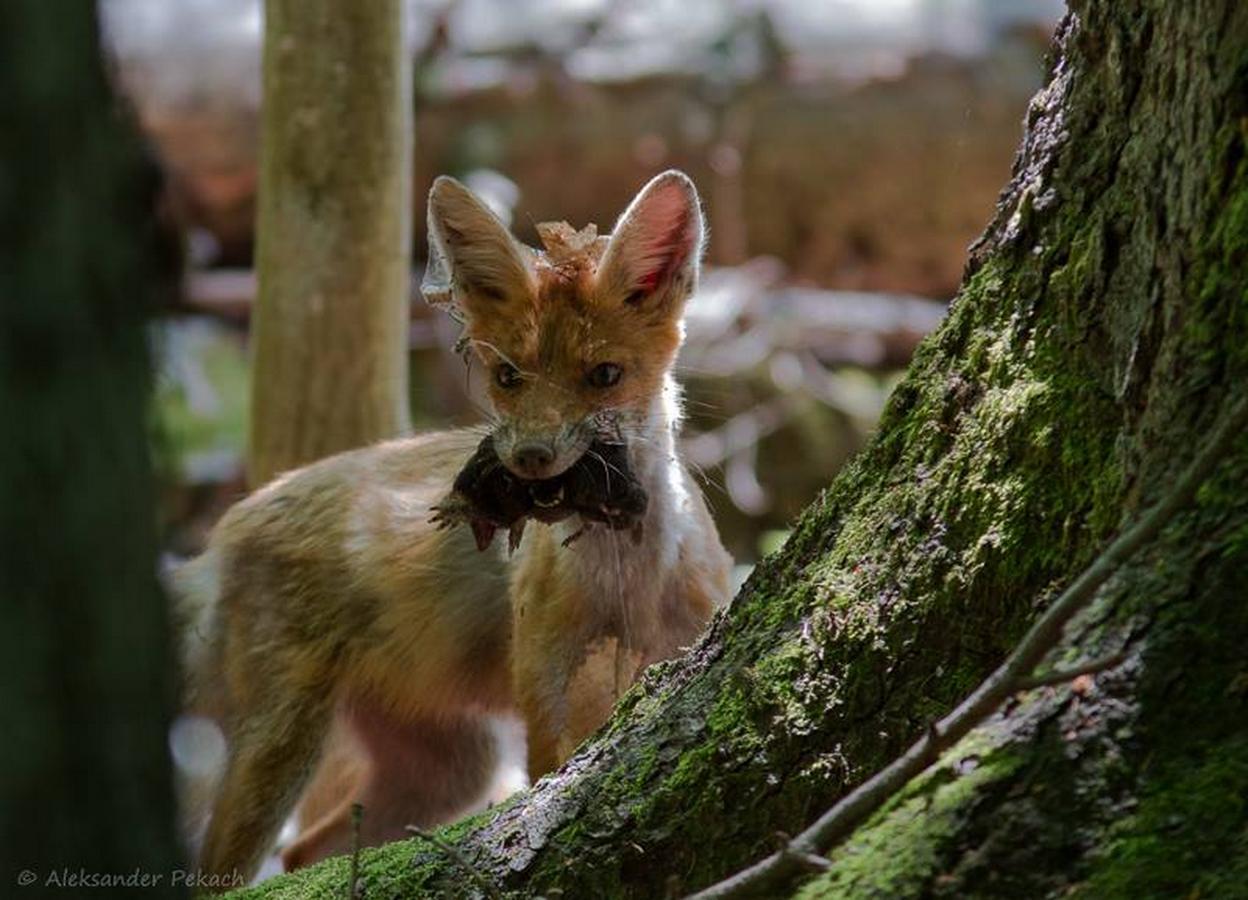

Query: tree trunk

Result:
[0,3,183,893]
[244,0,1248,896]
[248,0,412,487]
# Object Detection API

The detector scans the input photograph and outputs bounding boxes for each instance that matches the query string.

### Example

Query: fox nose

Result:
[512,441,556,478]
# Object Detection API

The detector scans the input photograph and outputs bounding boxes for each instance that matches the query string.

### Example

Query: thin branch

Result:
[345,803,363,900]
[769,833,831,872]
[1014,649,1128,691]
[686,395,1248,900]
[782,847,832,873]
[406,825,503,900]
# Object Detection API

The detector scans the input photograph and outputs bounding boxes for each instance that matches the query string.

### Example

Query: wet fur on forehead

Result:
[467,254,683,382]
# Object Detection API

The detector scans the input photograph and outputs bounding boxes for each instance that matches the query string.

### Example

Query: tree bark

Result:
[0,3,182,893]
[248,1,412,487]
[242,0,1248,896]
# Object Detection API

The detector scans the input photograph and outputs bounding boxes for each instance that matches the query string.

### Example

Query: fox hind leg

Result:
[281,707,502,871]
[198,685,334,888]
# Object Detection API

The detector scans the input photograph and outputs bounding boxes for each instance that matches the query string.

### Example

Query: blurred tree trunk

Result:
[0,2,182,894]
[250,1,1248,898]
[248,1,412,487]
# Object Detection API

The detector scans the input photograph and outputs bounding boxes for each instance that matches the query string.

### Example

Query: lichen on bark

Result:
[235,0,1248,897]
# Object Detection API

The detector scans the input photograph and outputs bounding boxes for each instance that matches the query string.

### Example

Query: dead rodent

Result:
[431,436,648,553]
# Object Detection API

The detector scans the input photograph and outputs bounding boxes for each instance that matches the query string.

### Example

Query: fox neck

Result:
[551,373,687,629]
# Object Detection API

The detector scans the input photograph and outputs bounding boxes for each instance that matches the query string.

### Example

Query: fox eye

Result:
[495,363,523,389]
[587,362,622,388]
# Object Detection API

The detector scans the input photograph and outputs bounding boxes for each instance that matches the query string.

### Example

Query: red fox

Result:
[179,170,733,885]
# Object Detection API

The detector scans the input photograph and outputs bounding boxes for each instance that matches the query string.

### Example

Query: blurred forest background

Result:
[99,0,1064,571]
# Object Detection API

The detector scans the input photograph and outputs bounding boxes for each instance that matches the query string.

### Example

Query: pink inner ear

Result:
[633,203,694,295]
[637,260,665,294]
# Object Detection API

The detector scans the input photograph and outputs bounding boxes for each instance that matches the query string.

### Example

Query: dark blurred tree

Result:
[0,2,182,894]
[248,1,413,487]
[250,0,1248,897]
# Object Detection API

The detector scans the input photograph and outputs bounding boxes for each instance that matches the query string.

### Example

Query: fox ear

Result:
[597,170,704,313]
[422,176,533,317]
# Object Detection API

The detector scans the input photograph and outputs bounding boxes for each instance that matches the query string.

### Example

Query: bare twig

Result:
[346,803,363,900]
[686,396,1248,900]
[781,847,832,873]
[1014,649,1129,691]
[769,833,831,872]
[406,825,503,900]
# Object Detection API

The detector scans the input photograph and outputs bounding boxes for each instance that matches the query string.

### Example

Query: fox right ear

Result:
[596,170,705,314]
[422,176,533,317]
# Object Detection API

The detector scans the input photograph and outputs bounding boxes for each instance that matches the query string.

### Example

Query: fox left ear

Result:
[422,175,534,319]
[596,170,704,313]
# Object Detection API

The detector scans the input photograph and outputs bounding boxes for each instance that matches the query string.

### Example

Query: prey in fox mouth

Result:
[431,435,648,553]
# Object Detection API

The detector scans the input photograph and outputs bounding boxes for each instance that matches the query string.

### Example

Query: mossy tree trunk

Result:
[0,2,183,893]
[245,0,1248,896]
[248,0,413,487]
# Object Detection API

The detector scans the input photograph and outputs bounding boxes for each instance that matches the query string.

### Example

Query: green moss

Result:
[232,803,508,899]
[1046,213,1102,308]
[1194,133,1248,372]
[1076,458,1248,899]
[1077,738,1248,899]
[795,742,1023,899]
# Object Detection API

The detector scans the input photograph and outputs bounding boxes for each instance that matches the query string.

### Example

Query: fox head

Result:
[423,171,705,481]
